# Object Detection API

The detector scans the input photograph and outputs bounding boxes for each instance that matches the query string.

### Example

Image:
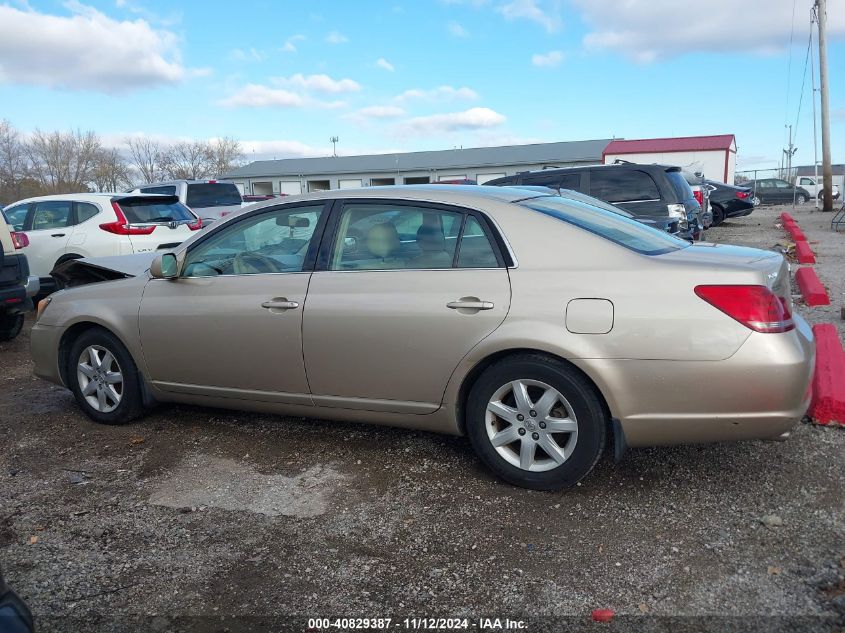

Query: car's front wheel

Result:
[711,204,725,226]
[752,195,762,206]
[797,194,807,205]
[466,354,607,490]
[68,328,145,424]
[0,313,24,341]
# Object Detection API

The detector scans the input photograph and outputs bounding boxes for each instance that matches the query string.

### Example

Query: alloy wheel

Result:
[77,345,124,413]
[485,379,578,472]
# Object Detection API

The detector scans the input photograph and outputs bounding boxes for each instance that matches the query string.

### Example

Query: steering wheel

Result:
[232,252,284,275]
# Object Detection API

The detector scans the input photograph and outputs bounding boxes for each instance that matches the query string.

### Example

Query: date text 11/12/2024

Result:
[308,617,528,630]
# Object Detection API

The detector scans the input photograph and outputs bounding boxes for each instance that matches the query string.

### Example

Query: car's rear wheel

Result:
[466,354,606,490]
[711,204,725,226]
[68,328,144,424]
[0,313,24,342]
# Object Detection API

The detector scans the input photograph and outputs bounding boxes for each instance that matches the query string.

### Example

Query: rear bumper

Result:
[24,275,39,297]
[576,314,815,447]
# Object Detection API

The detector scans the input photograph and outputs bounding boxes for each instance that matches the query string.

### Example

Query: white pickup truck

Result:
[795,176,841,202]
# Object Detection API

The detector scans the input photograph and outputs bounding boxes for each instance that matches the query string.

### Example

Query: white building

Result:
[602,135,737,184]
[224,134,739,194]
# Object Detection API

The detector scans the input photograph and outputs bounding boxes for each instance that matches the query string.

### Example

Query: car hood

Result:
[51,252,157,287]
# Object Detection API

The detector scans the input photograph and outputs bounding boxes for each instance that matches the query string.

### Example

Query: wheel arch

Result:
[455,348,614,438]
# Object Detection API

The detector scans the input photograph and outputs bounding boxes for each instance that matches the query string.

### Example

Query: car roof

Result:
[7,192,176,205]
[240,185,551,211]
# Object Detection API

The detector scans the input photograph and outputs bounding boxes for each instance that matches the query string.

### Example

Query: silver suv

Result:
[128,180,243,225]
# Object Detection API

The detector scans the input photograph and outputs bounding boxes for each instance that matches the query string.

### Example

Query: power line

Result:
[794,17,814,132]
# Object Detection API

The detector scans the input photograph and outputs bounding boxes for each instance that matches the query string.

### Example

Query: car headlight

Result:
[35,296,52,323]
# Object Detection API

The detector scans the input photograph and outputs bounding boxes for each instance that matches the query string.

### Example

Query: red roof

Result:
[603,134,735,155]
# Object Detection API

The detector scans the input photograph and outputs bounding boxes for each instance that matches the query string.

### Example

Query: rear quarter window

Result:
[666,170,695,202]
[520,195,689,256]
[589,169,660,202]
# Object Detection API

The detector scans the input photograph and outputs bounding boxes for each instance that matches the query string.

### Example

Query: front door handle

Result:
[51,233,66,237]
[261,299,300,311]
[447,299,494,311]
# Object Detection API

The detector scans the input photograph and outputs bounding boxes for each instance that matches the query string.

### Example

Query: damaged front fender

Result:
[51,253,159,288]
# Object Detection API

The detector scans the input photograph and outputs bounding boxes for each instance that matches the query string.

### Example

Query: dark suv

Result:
[486,163,702,239]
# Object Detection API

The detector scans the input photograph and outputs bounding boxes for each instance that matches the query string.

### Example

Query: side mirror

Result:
[150,253,178,279]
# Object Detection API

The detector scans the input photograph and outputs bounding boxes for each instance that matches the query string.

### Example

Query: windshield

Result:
[116,198,195,223]
[519,195,689,256]
[186,183,242,208]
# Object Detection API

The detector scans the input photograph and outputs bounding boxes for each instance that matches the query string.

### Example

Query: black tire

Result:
[466,354,607,490]
[797,195,807,205]
[711,204,725,226]
[0,313,24,342]
[67,328,145,425]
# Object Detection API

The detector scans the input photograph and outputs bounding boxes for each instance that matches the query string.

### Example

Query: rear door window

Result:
[31,201,72,230]
[559,173,582,192]
[186,183,242,208]
[590,170,660,202]
[456,216,499,268]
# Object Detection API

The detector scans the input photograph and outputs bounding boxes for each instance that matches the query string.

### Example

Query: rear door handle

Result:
[261,299,299,310]
[51,233,66,237]
[447,300,494,310]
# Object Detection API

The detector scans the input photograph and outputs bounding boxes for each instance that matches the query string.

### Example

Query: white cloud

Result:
[0,1,196,93]
[217,84,347,109]
[376,57,395,72]
[229,47,263,62]
[531,50,564,67]
[217,84,306,108]
[345,105,406,122]
[241,139,332,159]
[281,34,306,53]
[573,0,845,62]
[395,85,478,103]
[498,0,562,33]
[448,21,470,37]
[325,30,349,44]
[399,107,506,135]
[274,73,361,94]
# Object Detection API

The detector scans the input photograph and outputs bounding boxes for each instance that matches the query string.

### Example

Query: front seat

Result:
[412,225,452,268]
[363,223,402,268]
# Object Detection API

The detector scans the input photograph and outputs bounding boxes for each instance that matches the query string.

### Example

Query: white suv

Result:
[3,193,202,293]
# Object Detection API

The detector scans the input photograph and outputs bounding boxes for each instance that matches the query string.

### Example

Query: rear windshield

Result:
[116,199,195,223]
[519,195,689,256]
[186,183,242,208]
[666,170,695,202]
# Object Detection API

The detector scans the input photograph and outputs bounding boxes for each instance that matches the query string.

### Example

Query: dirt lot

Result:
[1,202,844,633]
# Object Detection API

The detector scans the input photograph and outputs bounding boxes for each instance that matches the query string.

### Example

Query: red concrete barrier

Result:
[786,223,807,242]
[809,324,845,426]
[780,212,795,223]
[795,240,816,264]
[795,267,830,306]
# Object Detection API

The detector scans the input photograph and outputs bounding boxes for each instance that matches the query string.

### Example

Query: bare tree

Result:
[0,119,29,204]
[26,129,101,193]
[126,137,165,184]
[91,148,133,192]
[161,141,212,180]
[206,137,244,178]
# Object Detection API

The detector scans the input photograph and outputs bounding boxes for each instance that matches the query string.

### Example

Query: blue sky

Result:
[0,0,843,173]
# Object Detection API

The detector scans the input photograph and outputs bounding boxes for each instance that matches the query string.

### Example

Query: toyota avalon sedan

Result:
[29,186,814,490]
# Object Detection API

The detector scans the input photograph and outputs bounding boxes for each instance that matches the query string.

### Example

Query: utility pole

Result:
[784,124,797,178]
[811,15,820,209]
[330,136,339,158]
[816,0,833,211]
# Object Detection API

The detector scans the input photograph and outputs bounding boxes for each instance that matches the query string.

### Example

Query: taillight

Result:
[99,201,156,235]
[10,231,29,248]
[693,189,703,205]
[736,191,750,199]
[694,285,794,333]
[187,217,202,231]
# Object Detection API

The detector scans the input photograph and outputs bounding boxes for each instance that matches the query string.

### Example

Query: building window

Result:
[307,180,331,192]
[403,176,430,185]
[370,177,395,186]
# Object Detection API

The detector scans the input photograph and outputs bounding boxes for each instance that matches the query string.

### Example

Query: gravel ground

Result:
[1,202,844,633]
